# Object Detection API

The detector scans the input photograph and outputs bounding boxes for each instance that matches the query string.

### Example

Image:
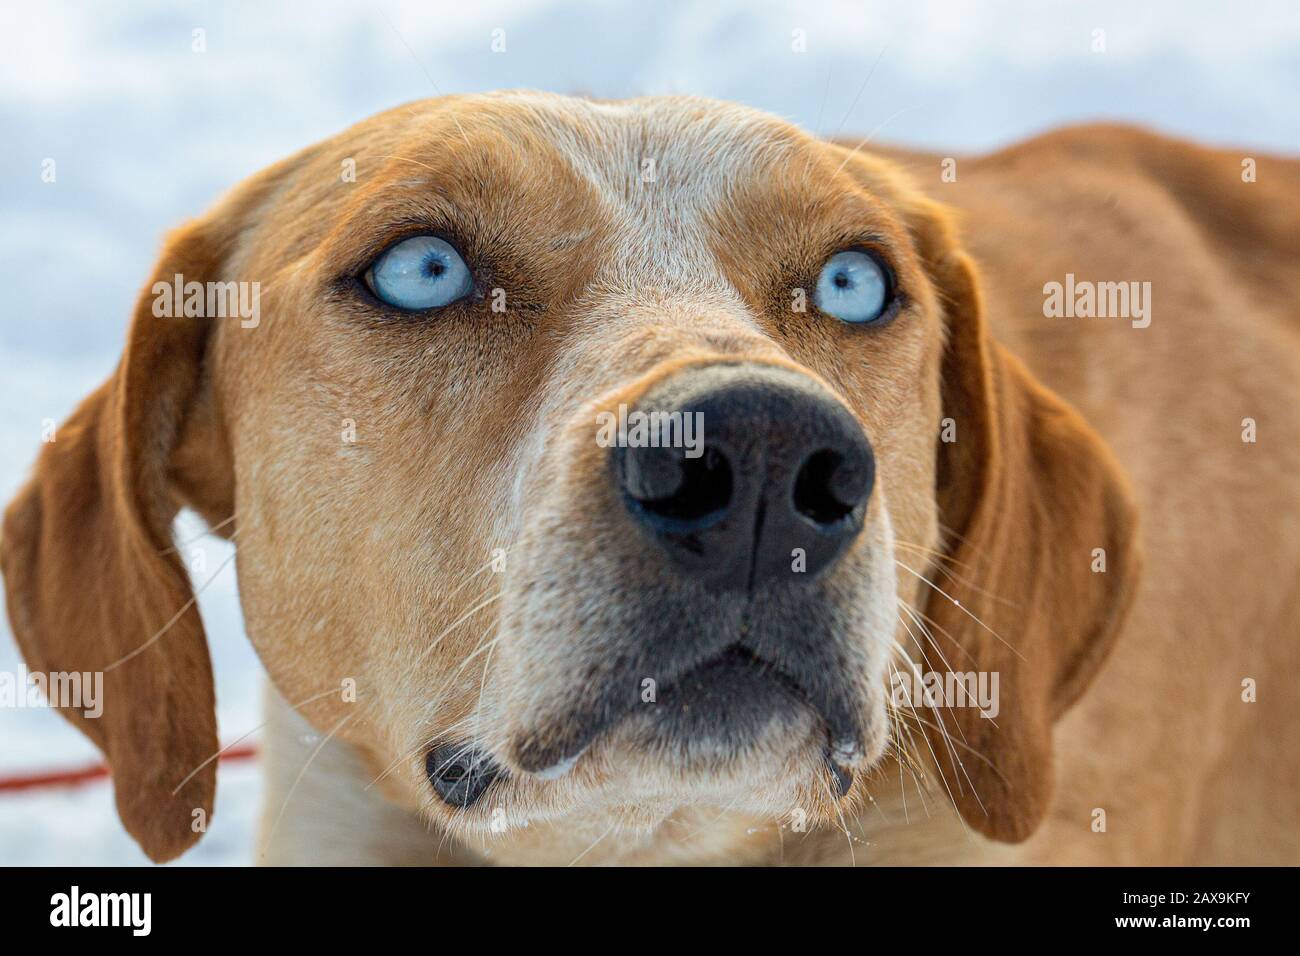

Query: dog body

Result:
[3,94,1296,865]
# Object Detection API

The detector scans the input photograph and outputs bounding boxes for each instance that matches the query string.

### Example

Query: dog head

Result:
[0,92,1139,861]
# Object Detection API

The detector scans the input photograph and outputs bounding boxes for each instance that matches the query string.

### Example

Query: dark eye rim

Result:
[348,229,480,317]
[810,245,903,327]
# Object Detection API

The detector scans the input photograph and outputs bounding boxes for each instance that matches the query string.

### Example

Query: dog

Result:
[3,92,1297,865]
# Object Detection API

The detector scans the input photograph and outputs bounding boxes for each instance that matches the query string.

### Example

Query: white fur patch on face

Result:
[495,92,805,295]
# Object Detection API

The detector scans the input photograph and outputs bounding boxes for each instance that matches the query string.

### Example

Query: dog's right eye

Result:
[363,235,473,311]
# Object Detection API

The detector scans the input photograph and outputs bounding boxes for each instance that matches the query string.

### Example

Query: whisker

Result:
[260,710,358,859]
[891,621,970,799]
[814,772,857,867]
[171,684,342,794]
[413,590,505,666]
[897,597,978,669]
[375,8,474,151]
[895,559,1026,663]
[159,512,238,555]
[886,657,970,834]
[365,634,506,791]
[894,540,1019,609]
[105,529,241,671]
[833,106,922,177]
[567,820,618,867]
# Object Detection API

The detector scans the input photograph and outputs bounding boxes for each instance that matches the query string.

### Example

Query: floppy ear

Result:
[918,234,1142,842]
[823,143,1140,839]
[0,218,234,862]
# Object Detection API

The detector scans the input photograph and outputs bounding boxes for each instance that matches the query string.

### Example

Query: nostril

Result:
[793,449,865,526]
[623,446,733,526]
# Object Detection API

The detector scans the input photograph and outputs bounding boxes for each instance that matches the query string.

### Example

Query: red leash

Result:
[0,744,257,793]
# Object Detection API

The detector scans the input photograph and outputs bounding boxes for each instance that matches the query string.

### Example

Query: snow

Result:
[1,0,1296,865]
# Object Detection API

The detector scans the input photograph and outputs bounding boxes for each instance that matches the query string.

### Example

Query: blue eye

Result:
[814,250,891,324]
[365,235,473,311]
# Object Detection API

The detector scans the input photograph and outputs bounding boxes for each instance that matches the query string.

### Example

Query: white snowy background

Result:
[0,0,1296,866]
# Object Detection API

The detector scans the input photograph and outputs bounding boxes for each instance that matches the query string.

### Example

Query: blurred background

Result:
[1,0,1296,865]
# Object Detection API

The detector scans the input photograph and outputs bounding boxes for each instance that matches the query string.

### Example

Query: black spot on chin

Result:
[425,744,502,808]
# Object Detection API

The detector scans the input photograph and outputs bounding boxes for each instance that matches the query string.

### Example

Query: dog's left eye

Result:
[364,235,473,311]
[814,250,891,324]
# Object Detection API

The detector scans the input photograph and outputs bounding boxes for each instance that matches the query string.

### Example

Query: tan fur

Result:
[2,93,1295,864]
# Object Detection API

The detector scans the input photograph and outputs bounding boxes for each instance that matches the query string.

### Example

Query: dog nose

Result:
[610,365,873,591]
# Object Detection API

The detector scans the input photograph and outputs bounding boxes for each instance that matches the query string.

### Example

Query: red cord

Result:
[0,744,257,793]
